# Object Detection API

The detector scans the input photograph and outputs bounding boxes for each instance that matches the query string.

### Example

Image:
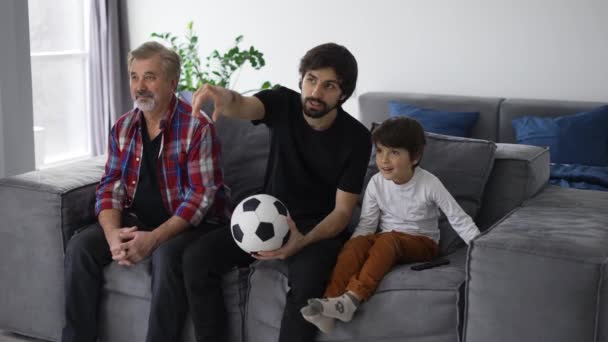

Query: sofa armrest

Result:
[476,144,549,230]
[465,186,608,342]
[0,156,104,340]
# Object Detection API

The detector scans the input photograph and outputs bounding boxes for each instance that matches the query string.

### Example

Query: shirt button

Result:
[136,157,140,162]
[132,181,136,185]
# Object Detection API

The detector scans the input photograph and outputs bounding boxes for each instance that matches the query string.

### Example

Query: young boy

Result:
[301,117,481,333]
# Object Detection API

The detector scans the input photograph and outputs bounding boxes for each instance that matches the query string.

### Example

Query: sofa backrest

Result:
[358,92,503,141]
[214,115,270,208]
[497,98,607,143]
[357,92,565,251]
[358,92,608,144]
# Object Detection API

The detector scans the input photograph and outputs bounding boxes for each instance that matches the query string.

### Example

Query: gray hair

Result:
[128,41,180,82]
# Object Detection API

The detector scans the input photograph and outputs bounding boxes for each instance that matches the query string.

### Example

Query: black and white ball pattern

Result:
[230,194,290,253]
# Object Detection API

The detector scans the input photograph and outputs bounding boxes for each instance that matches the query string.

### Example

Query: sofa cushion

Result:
[363,132,496,255]
[214,116,270,208]
[511,105,608,166]
[389,101,479,137]
[101,262,247,342]
[420,134,496,253]
[103,259,153,299]
[246,249,468,342]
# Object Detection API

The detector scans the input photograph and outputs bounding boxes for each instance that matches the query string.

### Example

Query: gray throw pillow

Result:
[421,133,496,254]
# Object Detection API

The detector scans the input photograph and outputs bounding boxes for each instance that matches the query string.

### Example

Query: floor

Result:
[0,332,45,342]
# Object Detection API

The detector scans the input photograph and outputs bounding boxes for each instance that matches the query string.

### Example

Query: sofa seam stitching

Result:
[593,260,606,342]
[495,98,505,142]
[472,243,607,264]
[464,243,475,341]
[0,180,98,195]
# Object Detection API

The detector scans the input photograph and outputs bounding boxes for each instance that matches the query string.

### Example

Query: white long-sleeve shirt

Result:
[352,167,480,244]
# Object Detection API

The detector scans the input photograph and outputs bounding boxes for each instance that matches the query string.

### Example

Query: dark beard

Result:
[302,97,337,118]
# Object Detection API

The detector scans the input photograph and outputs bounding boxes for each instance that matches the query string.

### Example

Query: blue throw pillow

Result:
[511,105,608,166]
[388,101,479,137]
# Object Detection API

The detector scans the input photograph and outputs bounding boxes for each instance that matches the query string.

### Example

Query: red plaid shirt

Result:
[95,96,225,226]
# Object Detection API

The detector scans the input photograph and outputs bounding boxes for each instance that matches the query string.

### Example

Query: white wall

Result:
[0,0,35,177]
[126,0,608,118]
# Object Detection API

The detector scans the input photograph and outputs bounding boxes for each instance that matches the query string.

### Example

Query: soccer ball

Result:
[230,194,290,254]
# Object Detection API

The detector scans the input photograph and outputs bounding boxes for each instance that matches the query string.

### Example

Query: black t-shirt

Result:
[131,118,170,229]
[253,87,371,225]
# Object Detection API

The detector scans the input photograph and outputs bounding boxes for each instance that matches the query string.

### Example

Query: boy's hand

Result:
[254,217,305,260]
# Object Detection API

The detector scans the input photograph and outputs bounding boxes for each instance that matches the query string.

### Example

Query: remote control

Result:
[410,258,450,271]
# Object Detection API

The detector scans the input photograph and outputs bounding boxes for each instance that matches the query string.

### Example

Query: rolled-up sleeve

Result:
[174,124,219,225]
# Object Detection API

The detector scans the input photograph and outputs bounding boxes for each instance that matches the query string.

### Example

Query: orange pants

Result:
[324,231,438,301]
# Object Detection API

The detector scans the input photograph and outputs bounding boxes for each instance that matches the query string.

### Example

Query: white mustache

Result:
[136,92,154,98]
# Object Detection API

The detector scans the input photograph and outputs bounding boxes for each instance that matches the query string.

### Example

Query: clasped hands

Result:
[108,226,160,266]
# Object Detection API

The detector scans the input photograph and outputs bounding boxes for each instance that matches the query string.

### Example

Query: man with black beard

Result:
[183,43,372,342]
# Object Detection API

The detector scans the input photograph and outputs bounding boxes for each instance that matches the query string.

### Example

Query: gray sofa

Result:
[0,92,606,342]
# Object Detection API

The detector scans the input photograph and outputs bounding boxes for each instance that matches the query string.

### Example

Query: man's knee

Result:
[295,239,342,270]
[182,238,217,276]
[288,241,342,295]
[153,236,189,262]
[65,235,86,262]
[65,227,103,263]
[153,228,214,276]
[151,244,183,277]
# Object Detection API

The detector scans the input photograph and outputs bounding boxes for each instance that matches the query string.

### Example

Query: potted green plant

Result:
[151,21,275,104]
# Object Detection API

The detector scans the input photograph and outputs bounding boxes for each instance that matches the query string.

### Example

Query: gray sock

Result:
[345,291,361,307]
[301,303,335,333]
[308,292,359,322]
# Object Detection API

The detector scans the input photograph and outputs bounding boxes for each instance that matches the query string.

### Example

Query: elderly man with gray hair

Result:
[62,41,225,342]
